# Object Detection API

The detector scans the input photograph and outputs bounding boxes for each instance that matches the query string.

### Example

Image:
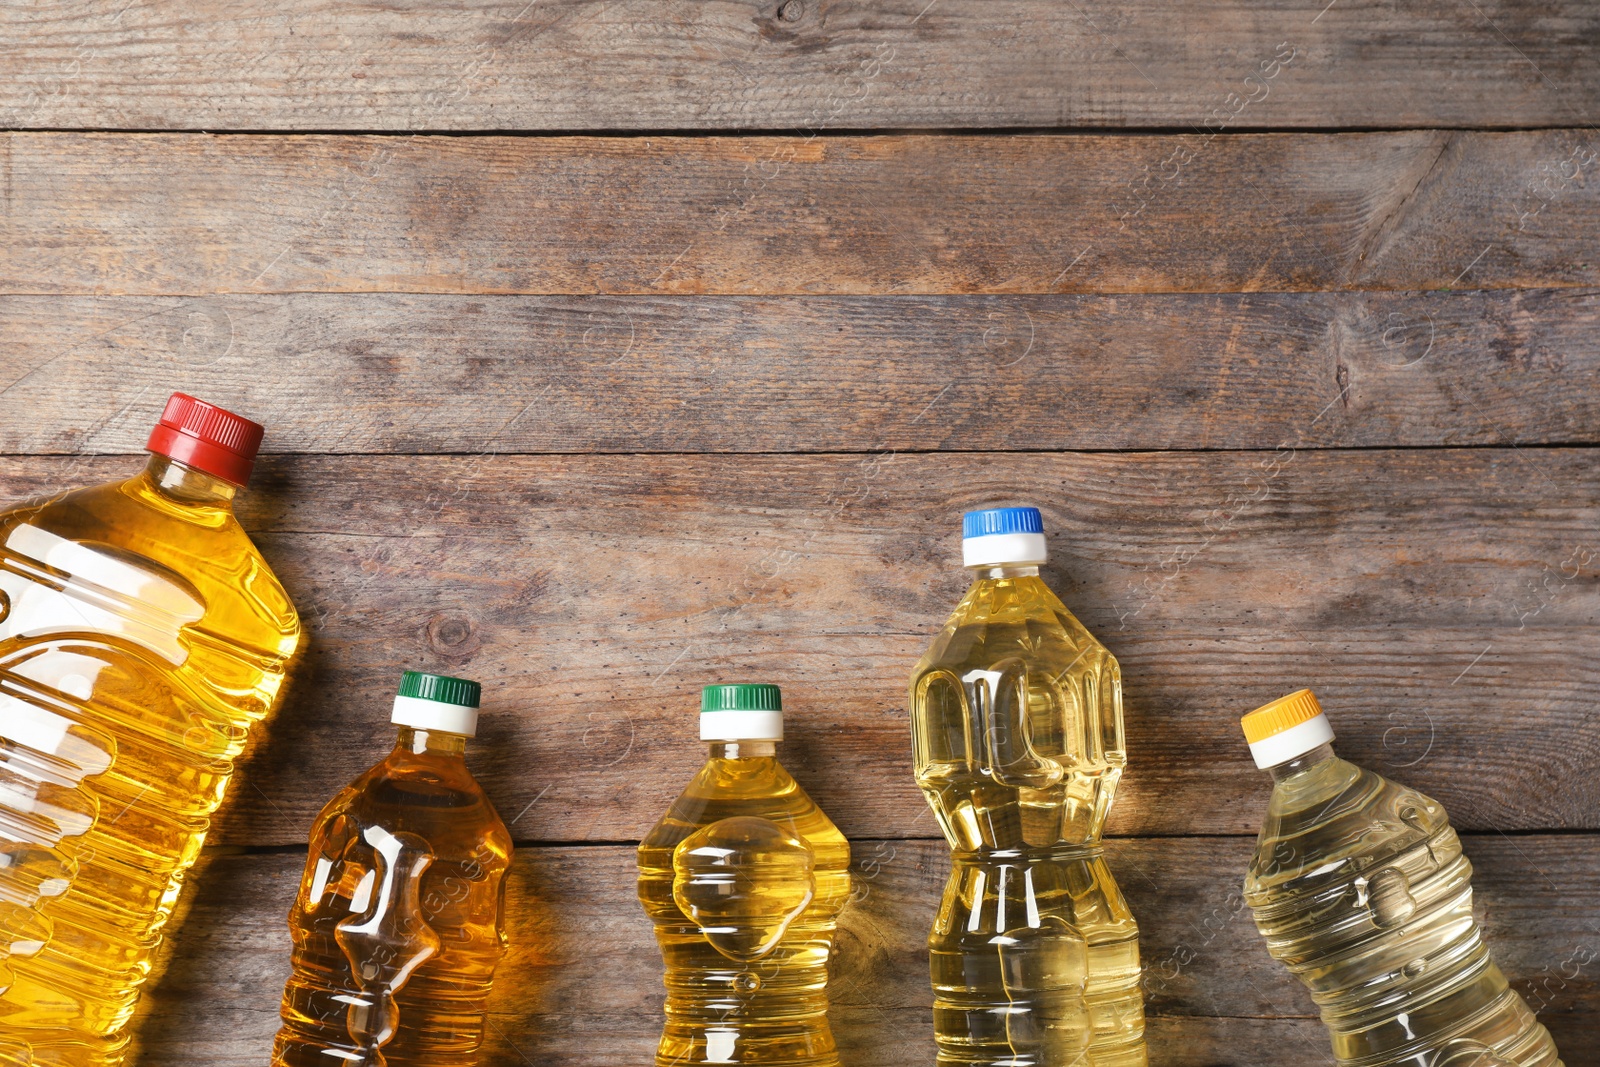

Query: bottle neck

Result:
[396,725,468,757]
[709,740,776,759]
[144,454,238,506]
[967,563,1041,580]
[1267,741,1336,782]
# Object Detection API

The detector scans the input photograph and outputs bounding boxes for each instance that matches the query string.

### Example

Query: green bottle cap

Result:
[701,683,782,713]
[393,671,483,737]
[700,684,784,742]
[398,670,482,708]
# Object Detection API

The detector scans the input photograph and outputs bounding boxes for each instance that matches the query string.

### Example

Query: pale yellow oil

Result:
[910,567,1146,1067]
[0,455,300,1067]
[272,726,512,1067]
[637,741,851,1067]
[1246,746,1563,1066]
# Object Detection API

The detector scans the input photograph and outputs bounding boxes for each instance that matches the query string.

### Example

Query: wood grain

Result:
[128,836,1600,1066]
[3,289,1599,453]
[9,1,1598,1060]
[3,131,1598,296]
[2,2,1597,132]
[3,448,1593,845]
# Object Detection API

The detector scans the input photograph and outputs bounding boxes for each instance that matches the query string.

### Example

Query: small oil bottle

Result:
[637,684,851,1067]
[272,672,512,1067]
[1242,689,1563,1067]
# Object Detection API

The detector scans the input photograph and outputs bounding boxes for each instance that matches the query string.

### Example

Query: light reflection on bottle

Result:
[333,827,442,1067]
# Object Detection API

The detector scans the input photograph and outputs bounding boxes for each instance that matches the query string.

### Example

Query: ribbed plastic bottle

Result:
[272,671,512,1067]
[0,393,300,1067]
[637,684,851,1067]
[909,507,1147,1067]
[1241,689,1564,1067]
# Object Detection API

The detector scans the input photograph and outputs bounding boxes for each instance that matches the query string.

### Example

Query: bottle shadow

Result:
[124,846,300,1065]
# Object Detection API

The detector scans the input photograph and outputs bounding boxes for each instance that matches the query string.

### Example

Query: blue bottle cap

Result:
[962,507,1044,539]
[961,507,1048,567]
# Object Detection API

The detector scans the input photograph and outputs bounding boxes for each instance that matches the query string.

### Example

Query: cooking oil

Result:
[272,671,511,1067]
[1242,689,1563,1066]
[637,683,851,1067]
[909,507,1146,1066]
[0,393,300,1067]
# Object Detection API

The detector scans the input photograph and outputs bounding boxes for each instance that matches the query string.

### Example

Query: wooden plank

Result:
[2,131,1597,296]
[128,836,1600,1065]
[2,2,1597,132]
[4,290,1600,453]
[1,448,1593,844]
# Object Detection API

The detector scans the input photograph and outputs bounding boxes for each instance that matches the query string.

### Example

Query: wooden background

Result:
[3,3,1598,1064]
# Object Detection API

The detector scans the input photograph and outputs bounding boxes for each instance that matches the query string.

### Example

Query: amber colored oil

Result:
[638,742,851,1067]
[272,725,512,1067]
[0,455,300,1067]
[910,567,1146,1067]
[1246,745,1563,1066]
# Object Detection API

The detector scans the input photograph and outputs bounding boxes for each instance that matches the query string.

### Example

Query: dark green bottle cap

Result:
[398,670,481,708]
[700,683,782,713]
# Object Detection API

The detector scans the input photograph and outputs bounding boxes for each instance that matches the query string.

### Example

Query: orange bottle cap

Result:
[1240,689,1335,768]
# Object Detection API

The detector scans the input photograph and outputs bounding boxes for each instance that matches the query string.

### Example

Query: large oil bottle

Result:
[0,393,301,1067]
[637,683,851,1067]
[909,507,1146,1067]
[272,671,512,1067]
[1242,689,1563,1067]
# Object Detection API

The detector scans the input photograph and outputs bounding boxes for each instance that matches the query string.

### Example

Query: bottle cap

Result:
[700,683,783,742]
[1241,688,1335,769]
[144,392,265,487]
[392,670,483,737]
[962,506,1047,568]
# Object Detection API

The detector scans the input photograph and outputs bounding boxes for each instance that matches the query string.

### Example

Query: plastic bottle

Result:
[0,393,300,1067]
[272,671,512,1067]
[1241,689,1564,1067]
[909,507,1147,1067]
[637,683,851,1067]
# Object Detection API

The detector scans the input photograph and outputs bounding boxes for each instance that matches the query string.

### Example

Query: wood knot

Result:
[426,611,482,660]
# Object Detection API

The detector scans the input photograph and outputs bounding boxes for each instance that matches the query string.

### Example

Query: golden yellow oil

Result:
[272,726,511,1067]
[910,568,1146,1067]
[1246,748,1563,1066]
[0,455,300,1067]
[638,741,851,1067]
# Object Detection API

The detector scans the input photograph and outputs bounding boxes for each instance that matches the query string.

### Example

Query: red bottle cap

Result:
[144,393,265,487]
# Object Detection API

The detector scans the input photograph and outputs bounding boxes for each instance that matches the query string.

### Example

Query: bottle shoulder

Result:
[1247,758,1452,900]
[3,473,245,550]
[0,472,299,657]
[639,757,848,867]
[311,749,513,860]
[912,575,1113,680]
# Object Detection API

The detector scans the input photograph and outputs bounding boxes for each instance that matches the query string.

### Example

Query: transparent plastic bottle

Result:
[909,507,1147,1067]
[0,393,300,1067]
[1241,689,1564,1067]
[637,684,851,1067]
[272,672,512,1067]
